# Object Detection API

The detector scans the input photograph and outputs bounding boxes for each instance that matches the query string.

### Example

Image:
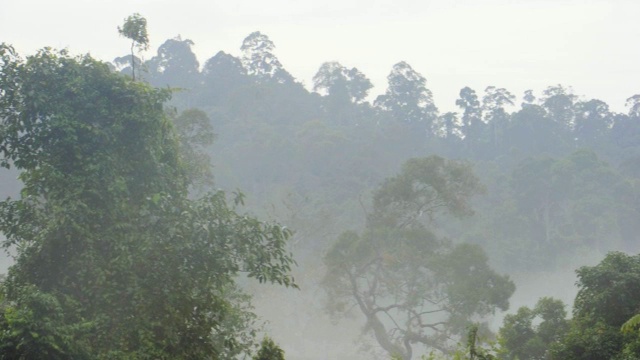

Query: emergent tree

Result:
[117,13,149,81]
[323,156,515,360]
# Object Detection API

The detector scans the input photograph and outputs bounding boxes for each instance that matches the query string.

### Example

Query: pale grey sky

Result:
[2,0,640,112]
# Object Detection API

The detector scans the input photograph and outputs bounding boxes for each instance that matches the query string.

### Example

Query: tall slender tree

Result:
[117,13,149,81]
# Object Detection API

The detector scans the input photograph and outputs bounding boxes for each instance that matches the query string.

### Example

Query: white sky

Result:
[2,0,640,113]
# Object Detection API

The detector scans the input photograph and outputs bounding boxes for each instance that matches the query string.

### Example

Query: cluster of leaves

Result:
[0,44,296,358]
[253,336,286,360]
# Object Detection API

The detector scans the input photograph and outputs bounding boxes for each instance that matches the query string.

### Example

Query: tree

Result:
[253,336,286,360]
[434,111,462,139]
[610,112,640,151]
[146,36,200,91]
[198,50,249,106]
[574,99,612,145]
[0,45,296,359]
[551,252,640,360]
[323,156,514,360]
[457,87,482,129]
[506,99,570,156]
[311,61,373,125]
[522,90,536,108]
[541,85,577,131]
[117,13,149,81]
[312,61,372,103]
[241,31,294,84]
[498,297,569,360]
[482,86,515,151]
[455,87,484,146]
[374,61,439,133]
[625,95,640,118]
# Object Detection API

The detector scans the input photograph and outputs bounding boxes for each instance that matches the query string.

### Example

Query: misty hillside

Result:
[119,32,640,270]
[114,31,640,359]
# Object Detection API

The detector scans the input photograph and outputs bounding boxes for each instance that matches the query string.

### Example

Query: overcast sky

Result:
[2,0,640,112]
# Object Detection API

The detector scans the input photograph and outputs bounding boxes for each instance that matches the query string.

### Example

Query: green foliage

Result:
[118,13,149,51]
[117,13,149,81]
[621,314,640,334]
[473,149,639,272]
[0,45,295,358]
[253,336,285,360]
[313,61,372,103]
[146,36,200,92]
[406,325,498,360]
[573,252,640,327]
[97,31,640,359]
[549,252,640,360]
[497,297,569,360]
[323,156,514,359]
[467,325,497,360]
[371,156,486,225]
[374,61,438,131]
[241,32,294,84]
[0,285,91,359]
[169,108,215,191]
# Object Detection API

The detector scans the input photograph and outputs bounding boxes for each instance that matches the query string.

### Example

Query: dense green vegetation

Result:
[0,43,294,358]
[2,14,640,359]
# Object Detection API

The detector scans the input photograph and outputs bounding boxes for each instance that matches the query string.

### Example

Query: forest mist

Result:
[2,14,640,359]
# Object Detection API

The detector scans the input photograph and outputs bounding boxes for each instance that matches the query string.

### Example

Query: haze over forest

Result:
[2,3,640,360]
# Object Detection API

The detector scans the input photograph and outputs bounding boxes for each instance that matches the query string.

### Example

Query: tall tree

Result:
[0,45,296,359]
[574,99,612,145]
[455,87,483,142]
[312,61,372,103]
[626,94,640,118]
[241,31,294,84]
[323,156,514,359]
[541,85,577,131]
[506,102,568,156]
[312,61,373,125]
[117,13,149,81]
[146,36,200,90]
[482,86,515,151]
[374,62,438,133]
[198,50,249,107]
